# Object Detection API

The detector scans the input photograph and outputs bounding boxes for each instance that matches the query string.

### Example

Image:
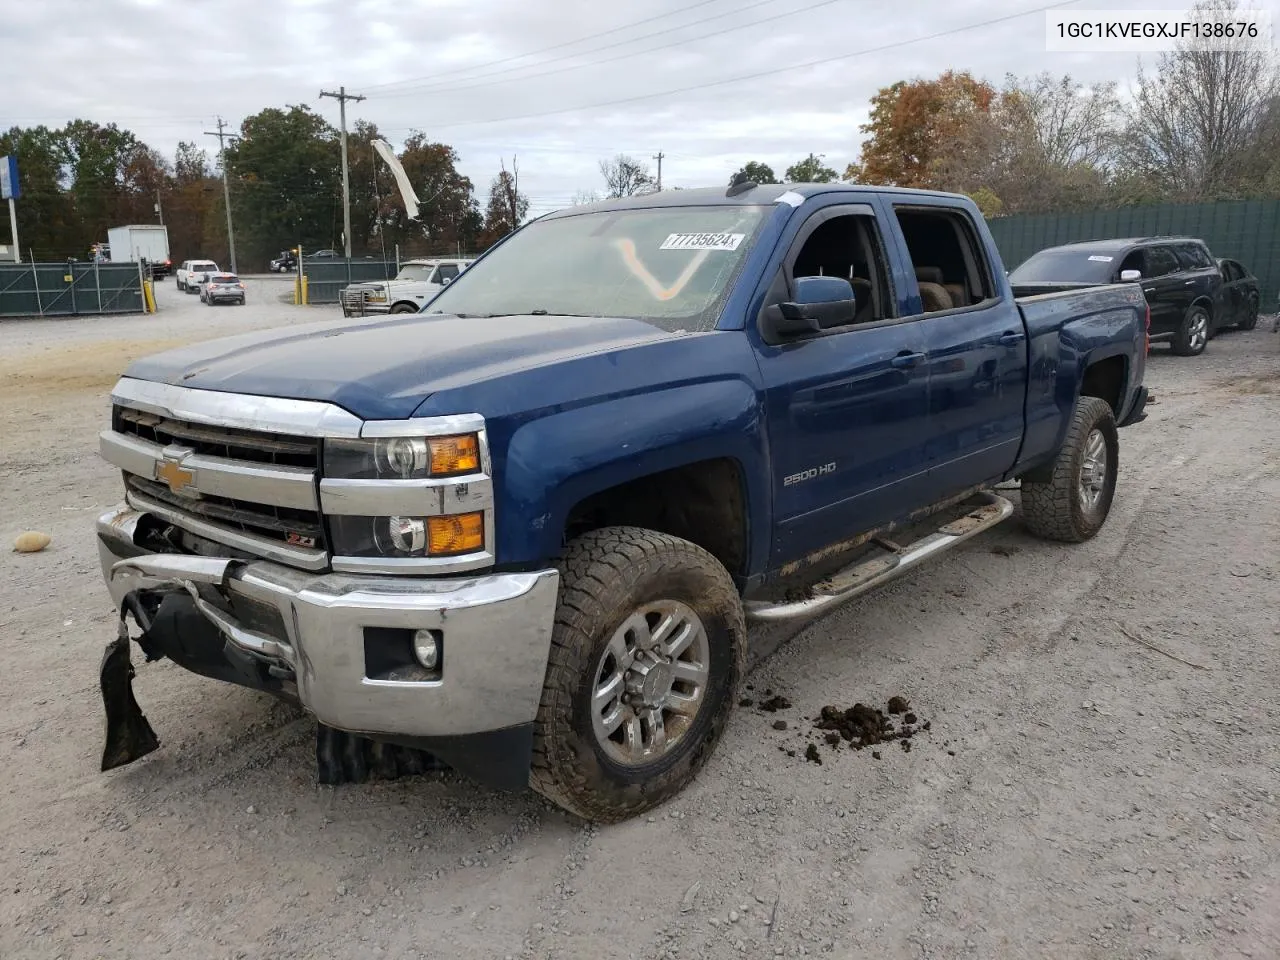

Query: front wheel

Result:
[531,527,745,823]
[1021,396,1119,543]
[390,303,417,314]
[1172,305,1210,356]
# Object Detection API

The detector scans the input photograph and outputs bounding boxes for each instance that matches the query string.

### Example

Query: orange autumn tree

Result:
[845,71,998,195]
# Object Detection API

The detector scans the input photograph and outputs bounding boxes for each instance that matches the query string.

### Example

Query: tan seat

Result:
[943,283,968,307]
[917,282,953,313]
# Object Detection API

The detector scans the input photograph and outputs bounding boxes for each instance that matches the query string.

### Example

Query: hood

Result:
[121,313,679,420]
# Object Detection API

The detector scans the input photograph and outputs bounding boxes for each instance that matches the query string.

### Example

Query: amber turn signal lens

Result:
[426,512,484,556]
[428,434,480,476]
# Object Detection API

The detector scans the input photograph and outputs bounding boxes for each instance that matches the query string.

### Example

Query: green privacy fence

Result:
[301,259,398,304]
[987,199,1280,308]
[0,262,146,318]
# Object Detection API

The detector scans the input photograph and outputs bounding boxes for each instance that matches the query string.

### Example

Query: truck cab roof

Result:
[544,183,974,219]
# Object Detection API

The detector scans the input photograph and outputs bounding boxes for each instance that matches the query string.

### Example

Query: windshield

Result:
[396,265,434,282]
[1009,248,1121,284]
[426,206,769,332]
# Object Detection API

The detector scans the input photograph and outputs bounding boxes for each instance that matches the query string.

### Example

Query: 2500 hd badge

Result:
[784,462,837,486]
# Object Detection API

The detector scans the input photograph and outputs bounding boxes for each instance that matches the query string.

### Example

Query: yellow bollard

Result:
[301,274,309,305]
[142,279,156,313]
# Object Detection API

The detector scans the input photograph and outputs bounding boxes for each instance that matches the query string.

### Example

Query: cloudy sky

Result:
[4,0,1209,217]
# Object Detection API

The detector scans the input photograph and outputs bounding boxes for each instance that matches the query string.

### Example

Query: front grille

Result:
[340,288,378,315]
[110,404,327,567]
[115,407,319,469]
[126,476,326,549]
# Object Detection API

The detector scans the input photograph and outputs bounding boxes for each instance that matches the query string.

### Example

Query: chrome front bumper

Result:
[97,506,559,739]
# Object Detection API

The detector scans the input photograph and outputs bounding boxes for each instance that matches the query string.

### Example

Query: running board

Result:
[745,492,1014,623]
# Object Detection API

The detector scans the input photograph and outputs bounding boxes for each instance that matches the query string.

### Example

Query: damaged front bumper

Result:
[96,506,559,789]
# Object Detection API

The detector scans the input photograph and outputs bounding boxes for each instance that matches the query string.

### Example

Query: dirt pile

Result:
[806,696,931,761]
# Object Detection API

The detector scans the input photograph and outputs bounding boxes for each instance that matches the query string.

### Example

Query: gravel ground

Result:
[1,284,1278,960]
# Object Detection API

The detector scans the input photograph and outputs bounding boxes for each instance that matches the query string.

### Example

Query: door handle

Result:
[1184,280,1196,285]
[1144,287,1156,294]
[891,351,925,369]
[998,331,1025,346]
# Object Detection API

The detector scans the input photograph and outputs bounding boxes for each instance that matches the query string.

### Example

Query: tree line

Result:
[0,106,539,270]
[3,0,1275,266]
[729,0,1280,217]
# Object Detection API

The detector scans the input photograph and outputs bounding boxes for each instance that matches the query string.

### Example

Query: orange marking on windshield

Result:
[613,238,711,302]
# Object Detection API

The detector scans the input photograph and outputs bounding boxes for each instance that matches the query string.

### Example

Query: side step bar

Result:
[745,492,1014,623]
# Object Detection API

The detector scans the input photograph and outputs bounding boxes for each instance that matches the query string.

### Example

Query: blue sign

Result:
[0,156,18,200]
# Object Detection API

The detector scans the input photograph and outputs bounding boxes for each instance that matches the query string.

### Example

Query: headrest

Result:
[914,266,945,285]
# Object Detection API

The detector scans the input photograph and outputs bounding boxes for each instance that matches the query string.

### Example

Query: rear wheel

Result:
[531,527,745,823]
[1238,295,1259,331]
[1021,396,1118,543]
[1172,305,1210,356]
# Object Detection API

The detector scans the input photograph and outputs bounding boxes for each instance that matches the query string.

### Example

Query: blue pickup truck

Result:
[95,182,1149,822]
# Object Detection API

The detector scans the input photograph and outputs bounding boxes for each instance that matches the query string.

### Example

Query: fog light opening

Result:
[413,629,440,670]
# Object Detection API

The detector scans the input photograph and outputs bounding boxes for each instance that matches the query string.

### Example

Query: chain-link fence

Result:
[987,199,1280,308]
[0,262,146,318]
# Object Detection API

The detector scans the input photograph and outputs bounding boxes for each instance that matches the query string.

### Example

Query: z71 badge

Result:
[783,462,836,486]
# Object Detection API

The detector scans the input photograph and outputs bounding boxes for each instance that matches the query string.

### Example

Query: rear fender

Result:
[1015,290,1143,479]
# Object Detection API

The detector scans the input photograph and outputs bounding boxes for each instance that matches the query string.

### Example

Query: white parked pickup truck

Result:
[339,258,473,316]
[176,259,221,293]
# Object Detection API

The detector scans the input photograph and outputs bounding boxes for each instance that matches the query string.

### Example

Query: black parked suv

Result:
[1009,236,1224,356]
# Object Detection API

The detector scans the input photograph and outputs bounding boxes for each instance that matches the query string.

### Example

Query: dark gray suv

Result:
[1009,236,1225,356]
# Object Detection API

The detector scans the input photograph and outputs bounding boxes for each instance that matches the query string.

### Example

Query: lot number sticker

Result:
[660,232,745,251]
[1087,255,1114,262]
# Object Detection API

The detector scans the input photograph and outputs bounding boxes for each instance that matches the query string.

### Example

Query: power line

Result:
[368,0,798,99]
[357,0,730,93]
[408,0,1084,132]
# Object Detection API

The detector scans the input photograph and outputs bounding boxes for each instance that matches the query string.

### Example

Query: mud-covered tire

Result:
[1172,305,1210,356]
[1021,396,1118,543]
[530,527,745,823]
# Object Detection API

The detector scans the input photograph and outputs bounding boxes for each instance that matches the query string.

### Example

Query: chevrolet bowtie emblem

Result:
[155,457,195,496]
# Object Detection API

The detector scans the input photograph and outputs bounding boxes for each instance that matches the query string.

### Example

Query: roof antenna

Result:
[726,172,757,197]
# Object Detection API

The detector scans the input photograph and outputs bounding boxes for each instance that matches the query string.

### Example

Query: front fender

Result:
[496,379,770,575]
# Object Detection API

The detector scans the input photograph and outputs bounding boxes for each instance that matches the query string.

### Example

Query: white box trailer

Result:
[106,225,171,278]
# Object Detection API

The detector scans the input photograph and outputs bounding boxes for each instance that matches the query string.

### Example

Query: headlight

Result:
[330,512,484,558]
[323,435,480,479]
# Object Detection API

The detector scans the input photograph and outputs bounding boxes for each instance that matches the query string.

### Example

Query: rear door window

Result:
[1173,243,1213,270]
[892,205,996,312]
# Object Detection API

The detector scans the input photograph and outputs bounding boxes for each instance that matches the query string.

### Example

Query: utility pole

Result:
[319,85,366,259]
[652,151,664,191]
[155,189,164,226]
[204,117,238,273]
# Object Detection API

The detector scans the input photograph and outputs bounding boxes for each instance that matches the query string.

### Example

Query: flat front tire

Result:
[531,527,745,823]
[1021,396,1119,543]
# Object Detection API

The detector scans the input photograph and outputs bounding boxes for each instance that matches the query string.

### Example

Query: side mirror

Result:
[767,276,856,336]
[441,276,451,285]
[1120,269,1141,282]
